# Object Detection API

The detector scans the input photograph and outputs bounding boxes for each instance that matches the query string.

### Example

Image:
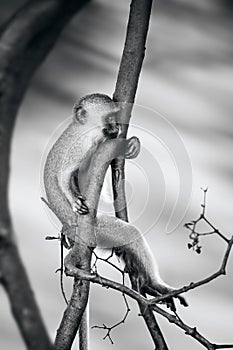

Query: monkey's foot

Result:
[125,136,141,159]
[64,250,93,279]
[65,262,93,280]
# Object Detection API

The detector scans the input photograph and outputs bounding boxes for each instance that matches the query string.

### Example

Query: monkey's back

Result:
[43,122,80,226]
[43,121,104,227]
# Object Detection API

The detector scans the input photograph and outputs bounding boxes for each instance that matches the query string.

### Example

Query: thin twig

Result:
[149,235,233,304]
[151,189,233,303]
[91,249,131,343]
[92,292,131,344]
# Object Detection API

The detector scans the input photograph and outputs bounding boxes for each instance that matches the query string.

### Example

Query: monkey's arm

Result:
[58,168,76,207]
[58,133,140,216]
[58,167,88,215]
[57,135,101,215]
[69,136,140,214]
[73,135,140,193]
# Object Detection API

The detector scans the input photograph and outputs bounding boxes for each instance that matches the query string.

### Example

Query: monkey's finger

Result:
[125,146,139,159]
[75,202,89,214]
[128,136,140,146]
[77,195,87,202]
[72,202,84,213]
[73,202,81,210]
[73,207,78,213]
[73,201,88,213]
[75,198,86,206]
[130,145,140,156]
[131,148,140,158]
[79,201,89,210]
[80,204,89,213]
[77,207,89,215]
[128,136,138,143]
[125,144,135,157]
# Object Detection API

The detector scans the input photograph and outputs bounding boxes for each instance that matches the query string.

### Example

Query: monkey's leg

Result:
[147,281,188,308]
[95,214,160,287]
[95,215,188,307]
[95,214,140,248]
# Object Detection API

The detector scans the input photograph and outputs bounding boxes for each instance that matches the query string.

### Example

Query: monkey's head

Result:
[73,93,121,139]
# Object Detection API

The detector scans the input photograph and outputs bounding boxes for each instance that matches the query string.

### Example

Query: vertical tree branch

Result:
[130,277,168,350]
[111,1,168,348]
[112,0,152,218]
[79,308,89,350]
[54,248,92,350]
[0,1,90,348]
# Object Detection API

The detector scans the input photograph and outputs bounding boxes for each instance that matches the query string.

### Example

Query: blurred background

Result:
[0,0,233,349]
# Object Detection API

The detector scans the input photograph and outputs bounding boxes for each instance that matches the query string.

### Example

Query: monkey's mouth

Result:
[102,124,120,139]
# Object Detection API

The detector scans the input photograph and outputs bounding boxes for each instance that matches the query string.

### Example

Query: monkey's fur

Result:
[43,93,187,307]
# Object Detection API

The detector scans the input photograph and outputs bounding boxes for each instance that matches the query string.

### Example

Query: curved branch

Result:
[0,1,90,349]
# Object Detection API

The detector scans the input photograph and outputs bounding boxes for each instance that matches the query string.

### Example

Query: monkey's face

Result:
[102,112,120,139]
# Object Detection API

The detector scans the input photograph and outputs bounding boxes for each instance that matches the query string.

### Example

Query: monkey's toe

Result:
[73,204,89,215]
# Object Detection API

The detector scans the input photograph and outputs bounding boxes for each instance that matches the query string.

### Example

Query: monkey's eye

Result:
[105,113,117,125]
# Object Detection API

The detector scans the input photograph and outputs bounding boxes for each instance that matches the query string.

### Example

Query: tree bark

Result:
[54,253,92,350]
[111,0,169,348]
[0,237,54,350]
[0,1,90,348]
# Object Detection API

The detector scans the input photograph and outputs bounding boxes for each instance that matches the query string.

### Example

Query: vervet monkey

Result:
[43,93,187,307]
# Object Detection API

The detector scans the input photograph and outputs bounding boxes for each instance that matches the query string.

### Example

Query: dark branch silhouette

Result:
[0,1,90,349]
[91,249,130,344]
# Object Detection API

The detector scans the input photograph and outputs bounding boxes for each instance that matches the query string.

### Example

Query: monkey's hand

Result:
[72,195,89,215]
[125,136,141,159]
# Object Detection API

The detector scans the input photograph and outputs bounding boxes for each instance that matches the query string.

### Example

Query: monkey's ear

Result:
[73,104,87,125]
